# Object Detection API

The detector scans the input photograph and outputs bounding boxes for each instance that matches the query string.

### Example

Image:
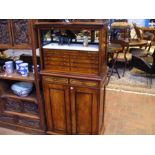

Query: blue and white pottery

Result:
[32,65,40,73]
[11,82,33,97]
[15,60,23,73]
[3,61,14,74]
[19,63,29,76]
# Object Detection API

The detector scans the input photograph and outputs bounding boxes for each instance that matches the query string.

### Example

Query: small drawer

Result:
[69,79,99,87]
[43,76,68,84]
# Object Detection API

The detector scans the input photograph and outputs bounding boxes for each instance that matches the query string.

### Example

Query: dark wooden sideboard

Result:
[34,21,108,135]
[0,19,45,134]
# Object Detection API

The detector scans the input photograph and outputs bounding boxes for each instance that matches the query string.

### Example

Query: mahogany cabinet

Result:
[0,19,45,134]
[43,76,105,135]
[34,21,108,135]
[0,19,33,49]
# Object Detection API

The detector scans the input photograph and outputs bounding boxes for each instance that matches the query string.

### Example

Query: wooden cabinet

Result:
[0,20,12,48]
[43,76,105,135]
[0,19,45,134]
[35,21,107,135]
[0,19,32,49]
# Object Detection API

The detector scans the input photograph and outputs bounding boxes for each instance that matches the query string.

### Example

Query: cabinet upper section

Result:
[35,20,108,77]
[0,19,33,49]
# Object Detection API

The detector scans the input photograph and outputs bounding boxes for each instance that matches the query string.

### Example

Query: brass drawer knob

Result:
[70,87,74,90]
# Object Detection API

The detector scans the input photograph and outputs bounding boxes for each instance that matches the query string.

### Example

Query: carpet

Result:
[107,68,155,94]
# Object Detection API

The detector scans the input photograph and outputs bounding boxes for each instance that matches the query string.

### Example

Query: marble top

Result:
[43,43,99,52]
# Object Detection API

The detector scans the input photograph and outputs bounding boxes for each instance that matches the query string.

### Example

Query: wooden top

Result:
[127,39,148,47]
[107,43,122,53]
[34,21,107,29]
[0,72,35,82]
[140,27,155,31]
[111,22,131,29]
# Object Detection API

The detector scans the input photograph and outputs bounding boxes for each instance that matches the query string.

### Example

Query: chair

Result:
[113,41,132,77]
[107,43,122,79]
[130,23,154,57]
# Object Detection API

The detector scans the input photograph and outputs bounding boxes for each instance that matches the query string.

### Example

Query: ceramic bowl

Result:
[11,82,33,97]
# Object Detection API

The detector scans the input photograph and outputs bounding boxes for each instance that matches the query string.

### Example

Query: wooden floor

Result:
[104,88,155,135]
[0,88,155,135]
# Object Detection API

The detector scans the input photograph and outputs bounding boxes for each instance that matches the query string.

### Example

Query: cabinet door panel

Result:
[71,87,98,135]
[43,83,71,134]
[0,20,12,48]
[11,19,31,48]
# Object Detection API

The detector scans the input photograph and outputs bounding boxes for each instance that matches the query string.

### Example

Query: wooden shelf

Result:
[1,90,37,104]
[0,72,35,82]
[4,110,39,120]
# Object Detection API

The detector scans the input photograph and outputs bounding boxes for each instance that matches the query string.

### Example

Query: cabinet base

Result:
[0,121,45,135]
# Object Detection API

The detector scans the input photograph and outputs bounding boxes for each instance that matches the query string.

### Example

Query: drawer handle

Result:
[70,87,74,90]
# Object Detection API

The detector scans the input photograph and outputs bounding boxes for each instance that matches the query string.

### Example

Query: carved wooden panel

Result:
[11,19,31,47]
[0,114,14,123]
[23,102,38,115]
[0,20,11,46]
[5,100,21,112]
[18,118,40,128]
[4,99,39,115]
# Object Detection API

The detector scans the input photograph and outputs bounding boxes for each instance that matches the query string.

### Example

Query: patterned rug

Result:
[107,68,155,95]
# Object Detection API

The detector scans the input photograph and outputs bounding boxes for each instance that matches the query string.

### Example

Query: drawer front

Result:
[43,49,70,71]
[70,79,99,87]
[43,76,68,84]
[43,49,99,75]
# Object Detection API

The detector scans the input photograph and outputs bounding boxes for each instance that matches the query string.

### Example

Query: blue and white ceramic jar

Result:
[15,60,23,73]
[19,63,29,76]
[32,65,40,74]
[3,61,14,74]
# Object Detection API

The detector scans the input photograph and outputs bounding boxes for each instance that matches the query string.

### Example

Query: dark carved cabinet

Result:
[0,20,12,48]
[11,19,31,48]
[0,19,45,134]
[0,19,32,49]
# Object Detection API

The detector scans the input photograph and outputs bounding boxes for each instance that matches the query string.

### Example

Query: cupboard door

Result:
[43,82,71,134]
[0,20,12,48]
[11,19,32,48]
[70,86,98,135]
